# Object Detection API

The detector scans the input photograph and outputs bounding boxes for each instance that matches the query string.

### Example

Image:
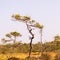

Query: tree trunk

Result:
[13,36,16,53]
[14,36,16,44]
[29,37,33,58]
[40,29,43,55]
[26,21,34,58]
[28,29,34,58]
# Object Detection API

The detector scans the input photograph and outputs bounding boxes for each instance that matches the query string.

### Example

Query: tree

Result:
[2,31,21,44]
[35,22,43,55]
[54,35,60,41]
[12,14,34,58]
[10,31,21,44]
[54,35,60,50]
[12,14,43,58]
[6,33,11,39]
[2,31,22,53]
[6,33,12,42]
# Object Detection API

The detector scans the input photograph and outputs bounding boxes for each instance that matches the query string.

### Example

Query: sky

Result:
[0,0,60,43]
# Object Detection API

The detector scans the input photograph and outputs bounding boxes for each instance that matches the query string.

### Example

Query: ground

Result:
[0,52,57,60]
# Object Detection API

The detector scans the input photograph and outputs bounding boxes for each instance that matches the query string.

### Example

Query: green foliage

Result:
[32,43,41,52]
[10,31,21,37]
[23,16,30,21]
[0,40,60,54]
[6,34,11,38]
[12,14,30,22]
[12,14,21,20]
[1,31,22,44]
[35,22,43,29]
[1,35,60,54]
[54,35,60,41]
[31,20,35,22]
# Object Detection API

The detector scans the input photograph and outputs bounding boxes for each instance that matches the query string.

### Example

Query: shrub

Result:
[55,54,60,60]
[39,53,50,60]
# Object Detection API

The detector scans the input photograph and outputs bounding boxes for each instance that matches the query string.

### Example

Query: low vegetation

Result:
[55,53,60,60]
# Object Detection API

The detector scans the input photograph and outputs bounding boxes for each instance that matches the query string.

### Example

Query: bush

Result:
[39,53,50,60]
[55,54,60,60]
[8,57,20,60]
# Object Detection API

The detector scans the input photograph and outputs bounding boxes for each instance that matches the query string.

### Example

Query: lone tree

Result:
[1,31,22,53]
[10,31,22,44]
[2,31,22,44]
[29,22,43,55]
[1,33,12,44]
[35,22,43,55]
[12,14,43,58]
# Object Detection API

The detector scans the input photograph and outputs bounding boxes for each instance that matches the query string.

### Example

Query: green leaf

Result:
[35,22,43,29]
[12,14,21,20]
[23,16,30,21]
[10,31,21,37]
[6,33,11,38]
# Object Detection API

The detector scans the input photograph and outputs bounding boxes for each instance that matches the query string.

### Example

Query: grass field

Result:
[0,52,57,60]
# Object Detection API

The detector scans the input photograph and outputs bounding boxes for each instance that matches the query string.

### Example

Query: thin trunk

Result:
[26,21,34,58]
[13,36,16,53]
[40,29,43,55]
[28,29,34,58]
[14,36,16,44]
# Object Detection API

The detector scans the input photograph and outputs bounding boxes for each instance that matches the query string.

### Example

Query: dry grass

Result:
[0,52,58,60]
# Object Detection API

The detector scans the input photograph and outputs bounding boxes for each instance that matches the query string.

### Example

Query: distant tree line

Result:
[0,35,60,54]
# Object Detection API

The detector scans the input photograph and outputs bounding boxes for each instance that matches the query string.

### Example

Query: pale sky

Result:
[0,0,60,43]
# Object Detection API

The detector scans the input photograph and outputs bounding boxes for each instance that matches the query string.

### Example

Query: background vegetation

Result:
[0,35,60,54]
